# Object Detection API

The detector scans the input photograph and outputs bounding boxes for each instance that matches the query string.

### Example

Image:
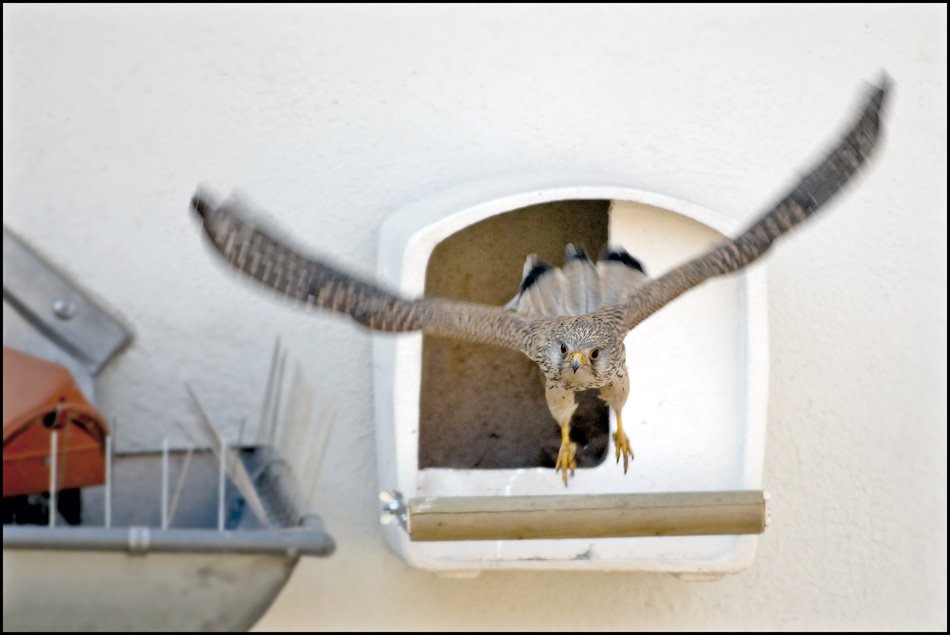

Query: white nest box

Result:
[373,179,768,577]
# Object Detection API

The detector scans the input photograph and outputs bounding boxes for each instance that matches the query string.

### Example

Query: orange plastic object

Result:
[3,347,109,498]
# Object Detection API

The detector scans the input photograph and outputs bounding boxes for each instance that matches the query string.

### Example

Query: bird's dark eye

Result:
[560,343,567,355]
[590,348,599,360]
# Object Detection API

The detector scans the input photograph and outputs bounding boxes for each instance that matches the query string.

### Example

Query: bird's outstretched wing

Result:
[615,76,892,332]
[192,194,532,351]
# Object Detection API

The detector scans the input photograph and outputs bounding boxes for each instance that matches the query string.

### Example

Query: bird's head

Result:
[539,321,621,389]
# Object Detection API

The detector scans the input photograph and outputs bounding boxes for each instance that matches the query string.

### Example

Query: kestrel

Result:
[193,77,889,485]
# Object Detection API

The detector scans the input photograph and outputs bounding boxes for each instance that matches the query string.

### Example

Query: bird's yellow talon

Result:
[555,433,577,485]
[613,430,633,473]
[613,413,634,474]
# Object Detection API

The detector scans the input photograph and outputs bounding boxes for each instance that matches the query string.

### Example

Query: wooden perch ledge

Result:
[405,490,769,542]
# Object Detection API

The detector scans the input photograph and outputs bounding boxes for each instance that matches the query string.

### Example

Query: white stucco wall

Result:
[3,4,945,630]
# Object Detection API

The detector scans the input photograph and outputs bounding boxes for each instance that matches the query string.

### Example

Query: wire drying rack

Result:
[3,338,336,632]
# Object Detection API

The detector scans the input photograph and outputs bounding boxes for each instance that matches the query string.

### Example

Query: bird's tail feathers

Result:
[505,245,649,317]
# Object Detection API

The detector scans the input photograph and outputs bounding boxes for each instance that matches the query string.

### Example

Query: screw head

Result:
[53,299,77,320]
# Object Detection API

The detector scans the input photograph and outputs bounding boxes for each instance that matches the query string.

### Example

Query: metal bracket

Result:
[2,226,131,375]
[379,490,408,531]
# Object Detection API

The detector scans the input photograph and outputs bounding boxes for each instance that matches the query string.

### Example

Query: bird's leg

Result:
[613,409,633,474]
[556,422,576,486]
[546,384,578,486]
[599,371,633,473]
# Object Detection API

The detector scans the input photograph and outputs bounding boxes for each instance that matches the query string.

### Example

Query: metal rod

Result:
[237,416,247,448]
[2,525,335,557]
[304,403,334,509]
[57,418,72,495]
[218,438,227,531]
[168,422,197,528]
[282,363,314,489]
[406,490,769,542]
[184,383,228,532]
[161,437,170,530]
[48,430,58,528]
[105,434,113,528]
[267,349,287,446]
[258,337,281,446]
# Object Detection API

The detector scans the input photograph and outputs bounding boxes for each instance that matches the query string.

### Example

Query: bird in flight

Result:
[193,76,890,486]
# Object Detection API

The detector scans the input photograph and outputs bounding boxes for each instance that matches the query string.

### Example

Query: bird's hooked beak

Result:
[570,352,587,373]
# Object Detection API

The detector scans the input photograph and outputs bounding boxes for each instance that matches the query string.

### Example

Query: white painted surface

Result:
[374,186,767,573]
[3,5,945,630]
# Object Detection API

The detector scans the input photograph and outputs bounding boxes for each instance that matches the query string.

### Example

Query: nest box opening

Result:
[418,199,610,470]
